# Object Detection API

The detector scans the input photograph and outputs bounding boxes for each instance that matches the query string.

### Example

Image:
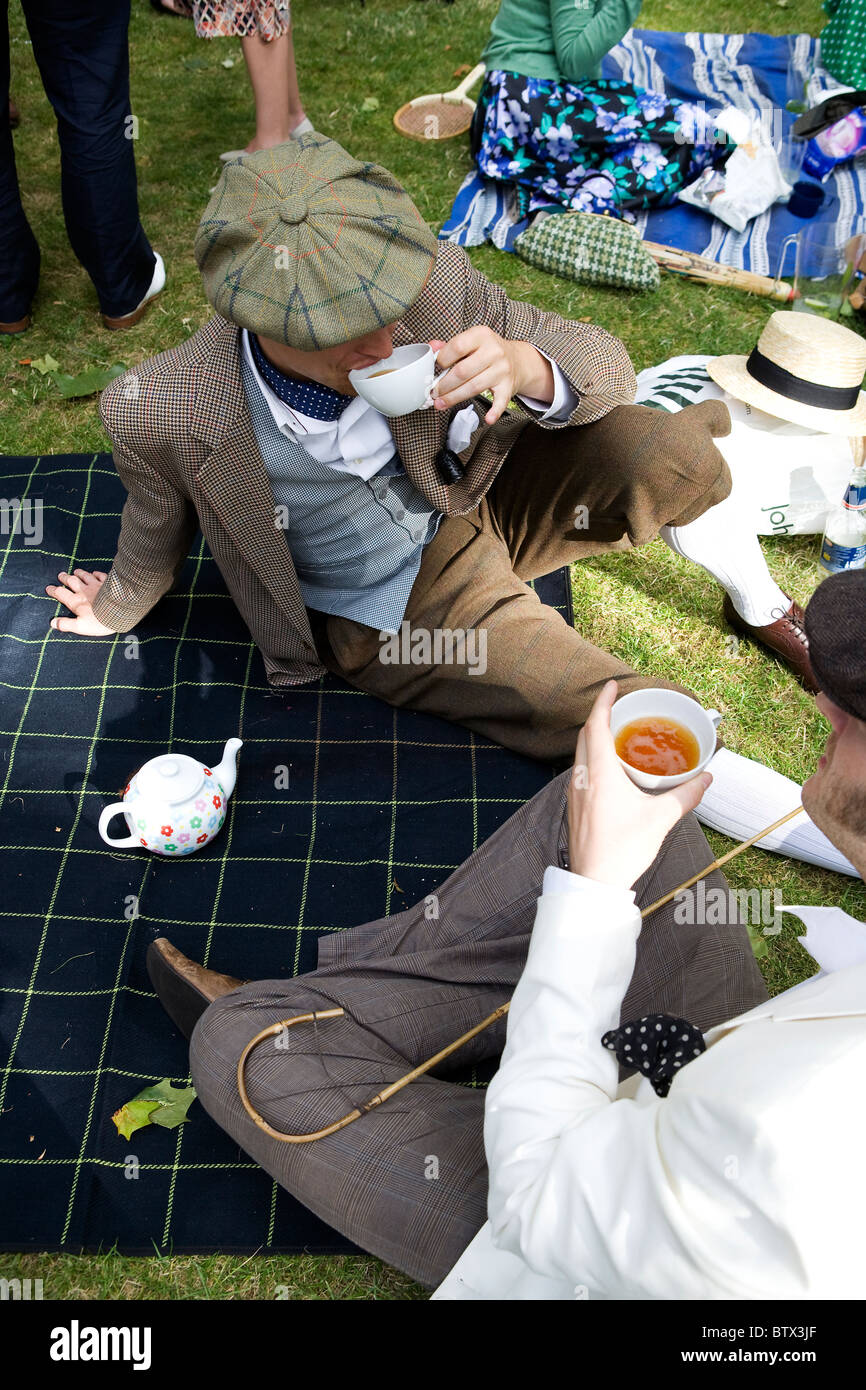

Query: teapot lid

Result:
[136,754,204,806]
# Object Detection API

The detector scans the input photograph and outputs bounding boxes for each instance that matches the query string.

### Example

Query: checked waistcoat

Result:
[240,349,440,634]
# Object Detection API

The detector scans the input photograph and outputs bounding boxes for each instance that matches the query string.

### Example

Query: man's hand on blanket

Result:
[429,328,554,425]
[567,681,712,894]
[46,569,115,636]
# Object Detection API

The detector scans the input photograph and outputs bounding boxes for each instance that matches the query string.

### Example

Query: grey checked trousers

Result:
[190,770,767,1289]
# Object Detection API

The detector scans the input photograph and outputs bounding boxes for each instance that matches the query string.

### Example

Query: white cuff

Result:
[542,864,637,912]
[517,354,578,421]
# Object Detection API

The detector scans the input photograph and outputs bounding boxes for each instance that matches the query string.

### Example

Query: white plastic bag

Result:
[678,109,792,233]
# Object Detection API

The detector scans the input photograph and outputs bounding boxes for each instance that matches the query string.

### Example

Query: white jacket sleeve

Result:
[483,877,799,1300]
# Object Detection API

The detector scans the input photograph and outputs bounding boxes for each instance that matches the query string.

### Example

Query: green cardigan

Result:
[482,0,643,84]
[821,0,866,87]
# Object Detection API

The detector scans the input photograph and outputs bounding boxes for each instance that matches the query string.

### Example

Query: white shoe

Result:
[102,251,165,329]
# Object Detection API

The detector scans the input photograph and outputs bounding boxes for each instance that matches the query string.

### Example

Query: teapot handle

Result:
[98,802,140,849]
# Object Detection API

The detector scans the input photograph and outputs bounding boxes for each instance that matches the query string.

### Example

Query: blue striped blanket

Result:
[440,31,866,277]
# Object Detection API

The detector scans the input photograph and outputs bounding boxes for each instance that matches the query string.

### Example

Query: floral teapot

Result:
[98,739,243,856]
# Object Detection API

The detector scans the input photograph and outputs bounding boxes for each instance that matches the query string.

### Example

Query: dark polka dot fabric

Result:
[601,1013,706,1098]
[250,332,352,422]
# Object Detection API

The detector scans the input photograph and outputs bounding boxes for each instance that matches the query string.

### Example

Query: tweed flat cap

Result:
[194,131,438,350]
[804,569,866,721]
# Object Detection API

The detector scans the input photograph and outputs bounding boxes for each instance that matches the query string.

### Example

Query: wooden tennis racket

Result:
[394,62,486,142]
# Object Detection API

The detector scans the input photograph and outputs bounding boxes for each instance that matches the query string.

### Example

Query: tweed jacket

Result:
[94,241,637,686]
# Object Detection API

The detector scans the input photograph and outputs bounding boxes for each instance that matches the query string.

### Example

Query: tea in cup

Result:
[609,689,721,790]
[348,343,439,418]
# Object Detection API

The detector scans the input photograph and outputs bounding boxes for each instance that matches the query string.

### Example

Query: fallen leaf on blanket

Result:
[453,64,473,77]
[112,1080,197,1140]
[30,354,60,375]
[133,1079,197,1129]
[50,364,127,399]
[360,96,380,113]
[112,1099,160,1141]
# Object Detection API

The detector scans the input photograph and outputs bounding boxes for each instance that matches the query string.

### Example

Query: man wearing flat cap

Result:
[46,134,822,767]
[146,567,866,1298]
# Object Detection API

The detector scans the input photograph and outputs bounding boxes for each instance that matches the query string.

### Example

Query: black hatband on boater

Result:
[746,347,860,412]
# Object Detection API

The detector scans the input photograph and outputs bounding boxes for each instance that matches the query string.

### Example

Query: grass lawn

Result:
[2,0,864,1300]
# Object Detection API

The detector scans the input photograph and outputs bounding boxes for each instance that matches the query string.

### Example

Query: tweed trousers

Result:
[313,398,732,760]
[190,770,768,1290]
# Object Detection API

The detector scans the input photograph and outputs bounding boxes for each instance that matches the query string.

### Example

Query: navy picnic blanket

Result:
[441,31,866,277]
[0,452,569,1254]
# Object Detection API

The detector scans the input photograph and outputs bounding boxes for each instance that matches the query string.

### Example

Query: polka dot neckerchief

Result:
[249,333,353,423]
[601,1014,706,1097]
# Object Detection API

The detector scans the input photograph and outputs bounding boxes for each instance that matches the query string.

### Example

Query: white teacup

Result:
[609,689,721,791]
[348,343,439,418]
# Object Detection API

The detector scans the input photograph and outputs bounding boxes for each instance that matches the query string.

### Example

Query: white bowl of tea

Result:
[609,689,721,790]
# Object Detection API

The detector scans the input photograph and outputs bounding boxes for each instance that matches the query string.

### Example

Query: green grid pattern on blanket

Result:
[0,452,569,1254]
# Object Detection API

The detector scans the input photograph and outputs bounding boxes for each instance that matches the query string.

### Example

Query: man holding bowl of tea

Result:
[148,568,866,1298]
[45,131,855,877]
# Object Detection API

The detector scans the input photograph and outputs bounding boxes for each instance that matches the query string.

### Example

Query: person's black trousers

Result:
[0,0,155,321]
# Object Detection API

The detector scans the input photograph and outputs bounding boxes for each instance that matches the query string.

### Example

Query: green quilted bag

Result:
[514,211,660,292]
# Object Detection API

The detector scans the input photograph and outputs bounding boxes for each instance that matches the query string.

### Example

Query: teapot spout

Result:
[213,738,243,798]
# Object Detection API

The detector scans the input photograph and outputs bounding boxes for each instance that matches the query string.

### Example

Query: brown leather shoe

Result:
[102,300,154,331]
[146,937,244,1039]
[0,314,30,334]
[723,593,818,692]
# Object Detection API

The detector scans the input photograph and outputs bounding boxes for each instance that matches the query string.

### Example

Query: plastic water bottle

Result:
[819,464,866,573]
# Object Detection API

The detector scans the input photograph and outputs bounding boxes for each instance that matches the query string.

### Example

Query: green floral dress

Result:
[821,0,866,87]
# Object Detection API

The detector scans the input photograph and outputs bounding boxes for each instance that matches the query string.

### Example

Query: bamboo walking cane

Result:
[237,805,805,1142]
[643,241,796,302]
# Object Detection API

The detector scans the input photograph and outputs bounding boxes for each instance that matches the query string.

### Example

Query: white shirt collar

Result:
[241,328,338,437]
[241,328,397,481]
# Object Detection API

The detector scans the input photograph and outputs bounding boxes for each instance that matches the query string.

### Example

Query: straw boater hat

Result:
[708,311,866,436]
[194,131,438,351]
